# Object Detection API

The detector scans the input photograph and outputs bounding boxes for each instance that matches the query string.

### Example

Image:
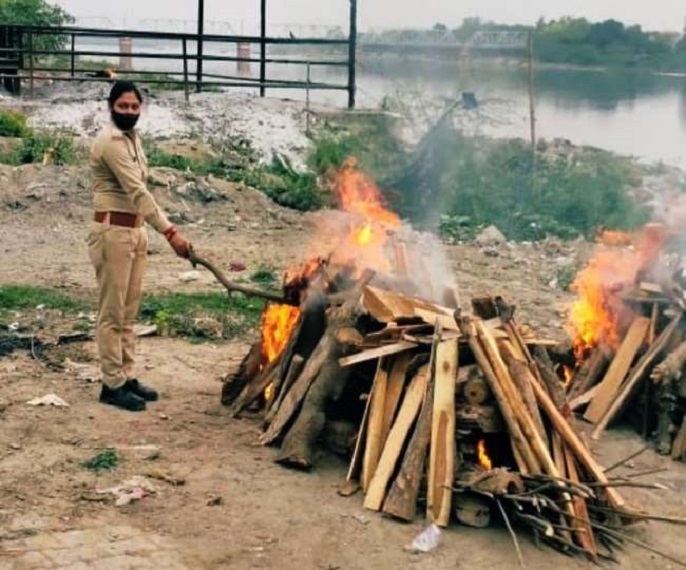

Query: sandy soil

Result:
[1,162,686,569]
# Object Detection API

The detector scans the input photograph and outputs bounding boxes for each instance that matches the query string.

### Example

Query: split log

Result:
[339,341,417,368]
[382,364,433,521]
[361,359,390,491]
[456,405,503,433]
[671,417,686,461]
[565,448,598,561]
[585,317,650,424]
[382,353,413,442]
[427,339,459,527]
[472,296,498,319]
[230,356,281,417]
[533,345,568,412]
[457,317,540,474]
[364,369,429,511]
[592,314,681,440]
[529,378,626,509]
[221,341,262,406]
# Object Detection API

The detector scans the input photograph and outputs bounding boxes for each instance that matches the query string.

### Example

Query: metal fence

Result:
[0,15,358,107]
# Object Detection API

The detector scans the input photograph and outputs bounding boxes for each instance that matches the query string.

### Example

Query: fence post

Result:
[347,0,358,109]
[305,62,311,136]
[70,33,75,78]
[27,31,34,98]
[182,38,190,102]
[196,0,204,92]
[260,0,266,97]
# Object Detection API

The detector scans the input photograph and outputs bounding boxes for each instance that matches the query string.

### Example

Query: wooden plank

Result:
[339,341,417,368]
[382,364,432,521]
[362,286,454,324]
[363,370,428,511]
[414,308,459,331]
[346,362,377,482]
[569,385,600,411]
[427,339,458,527]
[381,353,413,442]
[361,359,389,492]
[585,317,650,424]
[565,445,598,560]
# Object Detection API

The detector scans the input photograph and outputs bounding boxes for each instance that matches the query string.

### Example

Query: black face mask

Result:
[111,110,139,132]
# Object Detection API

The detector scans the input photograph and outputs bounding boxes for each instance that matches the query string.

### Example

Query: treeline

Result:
[367,17,686,72]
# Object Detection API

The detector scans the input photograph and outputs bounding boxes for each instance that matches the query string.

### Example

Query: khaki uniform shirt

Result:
[90,124,172,233]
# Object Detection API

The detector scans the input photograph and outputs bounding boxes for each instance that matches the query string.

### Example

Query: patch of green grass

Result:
[0,285,89,313]
[140,291,264,340]
[0,110,30,138]
[0,129,78,166]
[83,448,119,472]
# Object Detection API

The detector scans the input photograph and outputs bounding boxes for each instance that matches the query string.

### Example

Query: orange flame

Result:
[567,224,668,360]
[562,365,574,388]
[477,439,493,471]
[333,157,401,271]
[261,303,300,364]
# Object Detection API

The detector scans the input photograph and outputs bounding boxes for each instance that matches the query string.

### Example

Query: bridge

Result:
[74,18,530,51]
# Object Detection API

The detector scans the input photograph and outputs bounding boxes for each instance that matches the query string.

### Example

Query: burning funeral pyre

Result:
[211,162,686,564]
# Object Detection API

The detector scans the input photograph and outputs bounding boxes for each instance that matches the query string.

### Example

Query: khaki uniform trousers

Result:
[87,220,148,389]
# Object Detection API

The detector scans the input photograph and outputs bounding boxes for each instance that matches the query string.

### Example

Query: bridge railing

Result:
[0,21,358,106]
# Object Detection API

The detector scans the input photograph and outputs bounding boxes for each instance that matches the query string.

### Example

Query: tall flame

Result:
[477,439,493,471]
[566,225,668,360]
[261,304,300,364]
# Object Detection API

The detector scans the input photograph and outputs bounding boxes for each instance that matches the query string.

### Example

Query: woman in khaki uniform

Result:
[88,81,191,412]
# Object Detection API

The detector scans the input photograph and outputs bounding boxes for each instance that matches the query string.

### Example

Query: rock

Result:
[192,317,223,339]
[474,225,507,246]
[179,270,202,283]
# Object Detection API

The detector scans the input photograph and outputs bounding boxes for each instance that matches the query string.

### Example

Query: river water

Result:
[78,38,686,167]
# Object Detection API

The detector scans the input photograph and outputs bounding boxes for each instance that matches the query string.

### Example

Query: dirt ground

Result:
[2,162,686,569]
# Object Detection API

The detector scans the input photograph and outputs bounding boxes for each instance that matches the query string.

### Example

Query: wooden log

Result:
[457,317,539,474]
[529,377,626,509]
[339,341,417,368]
[231,356,281,418]
[221,341,262,406]
[382,353,413,442]
[454,494,492,528]
[569,385,599,412]
[347,365,378,482]
[456,405,503,433]
[501,343,547,443]
[276,339,352,469]
[568,348,610,401]
[563,445,598,562]
[382,364,432,521]
[472,296,498,319]
[427,339,458,527]
[259,335,332,445]
[585,317,651,424]
[592,314,681,440]
[361,359,390,491]
[264,354,305,428]
[464,371,492,405]
[533,345,568,412]
[671,416,686,461]
[364,369,429,511]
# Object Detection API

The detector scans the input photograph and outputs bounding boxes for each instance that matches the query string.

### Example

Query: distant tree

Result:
[0,0,75,52]
[433,23,448,32]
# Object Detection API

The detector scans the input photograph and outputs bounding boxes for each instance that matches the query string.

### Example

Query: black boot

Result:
[124,379,159,402]
[99,385,146,412]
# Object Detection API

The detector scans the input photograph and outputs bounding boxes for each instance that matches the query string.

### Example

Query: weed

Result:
[5,130,78,165]
[0,285,89,313]
[83,448,119,472]
[250,266,278,286]
[0,110,30,138]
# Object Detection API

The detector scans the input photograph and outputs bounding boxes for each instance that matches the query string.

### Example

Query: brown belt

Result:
[94,211,142,228]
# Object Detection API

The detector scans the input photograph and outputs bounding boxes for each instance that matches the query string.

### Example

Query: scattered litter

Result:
[64,359,99,383]
[229,262,247,272]
[26,394,70,407]
[159,413,170,421]
[351,514,370,526]
[134,325,158,338]
[8,322,19,331]
[9,443,21,450]
[207,496,223,506]
[405,524,442,553]
[97,476,158,507]
[179,270,202,283]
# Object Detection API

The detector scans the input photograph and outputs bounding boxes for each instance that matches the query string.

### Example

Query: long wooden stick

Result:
[529,377,626,509]
[189,248,295,304]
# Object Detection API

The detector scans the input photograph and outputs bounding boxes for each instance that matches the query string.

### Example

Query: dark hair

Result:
[108,81,143,108]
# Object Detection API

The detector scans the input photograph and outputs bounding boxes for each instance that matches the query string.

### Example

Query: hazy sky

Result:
[54,0,685,32]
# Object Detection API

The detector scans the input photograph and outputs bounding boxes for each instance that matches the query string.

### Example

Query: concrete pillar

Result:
[119,37,133,71]
[237,42,251,76]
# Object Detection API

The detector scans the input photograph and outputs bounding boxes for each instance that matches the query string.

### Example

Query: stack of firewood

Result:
[220,265,686,562]
[567,278,686,460]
